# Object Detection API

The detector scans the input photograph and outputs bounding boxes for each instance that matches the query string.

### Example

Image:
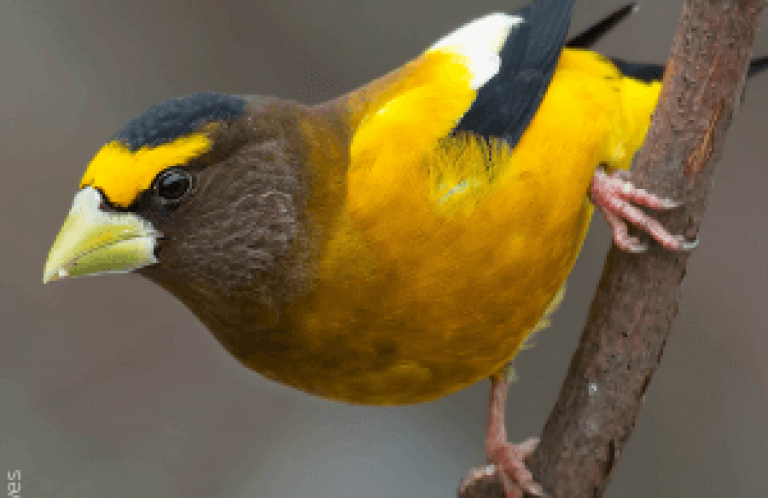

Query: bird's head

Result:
[43,92,308,293]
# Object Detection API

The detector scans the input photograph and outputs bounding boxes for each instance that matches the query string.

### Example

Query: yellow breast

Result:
[246,49,660,405]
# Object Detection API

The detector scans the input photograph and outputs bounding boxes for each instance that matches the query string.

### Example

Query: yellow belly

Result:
[247,130,598,405]
[262,198,594,405]
[243,50,655,405]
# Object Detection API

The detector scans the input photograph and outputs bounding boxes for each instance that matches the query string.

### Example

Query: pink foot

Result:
[589,168,698,252]
[459,373,545,498]
[490,437,543,497]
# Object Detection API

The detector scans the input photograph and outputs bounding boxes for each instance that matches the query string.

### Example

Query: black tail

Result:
[566,3,637,49]
[609,59,664,83]
[568,3,768,82]
[613,56,768,83]
[747,56,768,78]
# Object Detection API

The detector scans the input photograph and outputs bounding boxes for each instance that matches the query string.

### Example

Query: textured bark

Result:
[459,0,766,497]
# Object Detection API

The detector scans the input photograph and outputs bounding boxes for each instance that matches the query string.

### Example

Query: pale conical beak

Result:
[43,187,160,283]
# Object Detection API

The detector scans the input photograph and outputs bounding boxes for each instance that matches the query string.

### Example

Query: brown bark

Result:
[459,0,766,496]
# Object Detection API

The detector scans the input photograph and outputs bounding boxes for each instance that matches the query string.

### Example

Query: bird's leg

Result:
[589,167,699,253]
[459,365,545,498]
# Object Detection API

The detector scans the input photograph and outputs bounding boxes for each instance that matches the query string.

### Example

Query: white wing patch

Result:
[428,13,523,90]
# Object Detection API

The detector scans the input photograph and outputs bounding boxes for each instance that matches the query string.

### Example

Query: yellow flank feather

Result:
[261,48,663,405]
[349,49,479,219]
[79,133,211,207]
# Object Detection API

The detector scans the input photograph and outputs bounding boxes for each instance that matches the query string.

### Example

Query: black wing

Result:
[453,0,577,149]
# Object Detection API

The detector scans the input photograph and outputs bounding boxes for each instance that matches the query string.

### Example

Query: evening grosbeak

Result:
[43,1,767,496]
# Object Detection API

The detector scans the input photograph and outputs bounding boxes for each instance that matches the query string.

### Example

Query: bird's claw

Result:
[589,168,697,252]
[459,437,546,498]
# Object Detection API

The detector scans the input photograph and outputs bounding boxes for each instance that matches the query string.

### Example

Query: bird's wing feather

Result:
[345,0,577,168]
[454,0,577,148]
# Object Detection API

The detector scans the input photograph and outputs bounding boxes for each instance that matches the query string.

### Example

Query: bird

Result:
[42,1,767,496]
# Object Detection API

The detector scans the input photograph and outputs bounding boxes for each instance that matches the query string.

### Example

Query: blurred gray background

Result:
[2,1,767,497]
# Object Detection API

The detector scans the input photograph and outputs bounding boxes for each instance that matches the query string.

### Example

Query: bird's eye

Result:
[155,169,193,202]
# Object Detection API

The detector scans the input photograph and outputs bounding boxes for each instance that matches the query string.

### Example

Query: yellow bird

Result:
[45,1,764,495]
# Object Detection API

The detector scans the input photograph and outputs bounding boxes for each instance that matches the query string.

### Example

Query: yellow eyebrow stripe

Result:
[79,133,211,207]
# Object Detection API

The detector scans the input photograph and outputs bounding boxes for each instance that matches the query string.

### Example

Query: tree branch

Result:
[459,0,766,496]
